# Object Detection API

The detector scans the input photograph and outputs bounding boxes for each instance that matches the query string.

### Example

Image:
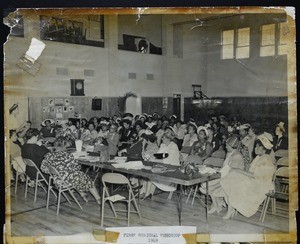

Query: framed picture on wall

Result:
[48,99,54,106]
[64,99,70,106]
[55,99,64,106]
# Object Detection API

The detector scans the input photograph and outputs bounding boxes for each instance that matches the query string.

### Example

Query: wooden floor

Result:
[7,179,289,237]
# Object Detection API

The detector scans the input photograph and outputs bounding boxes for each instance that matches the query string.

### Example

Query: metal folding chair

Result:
[101,173,141,226]
[259,167,289,223]
[45,163,83,215]
[23,158,56,202]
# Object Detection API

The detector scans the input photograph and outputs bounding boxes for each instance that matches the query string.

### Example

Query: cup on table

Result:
[75,140,83,152]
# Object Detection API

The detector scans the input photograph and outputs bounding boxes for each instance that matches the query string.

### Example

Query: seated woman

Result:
[200,134,244,213]
[237,124,255,171]
[118,119,135,150]
[273,122,288,151]
[185,126,213,165]
[105,123,120,158]
[41,137,101,204]
[10,129,26,181]
[220,132,276,219]
[142,127,180,199]
[16,121,32,145]
[40,119,56,139]
[21,128,50,185]
[81,123,98,145]
[181,123,198,160]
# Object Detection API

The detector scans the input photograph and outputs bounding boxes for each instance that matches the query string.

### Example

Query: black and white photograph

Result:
[4,7,297,244]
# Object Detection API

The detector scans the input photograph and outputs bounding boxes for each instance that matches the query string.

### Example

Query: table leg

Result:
[178,185,183,226]
[138,177,141,203]
[205,181,208,221]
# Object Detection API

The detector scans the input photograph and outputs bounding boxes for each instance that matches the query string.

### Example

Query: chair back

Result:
[23,158,37,167]
[22,158,49,183]
[275,166,289,178]
[102,173,130,185]
[276,157,288,167]
[44,162,73,189]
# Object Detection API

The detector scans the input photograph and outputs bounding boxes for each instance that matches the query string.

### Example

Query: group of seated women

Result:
[10,111,288,216]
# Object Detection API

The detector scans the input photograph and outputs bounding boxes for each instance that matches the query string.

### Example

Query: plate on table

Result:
[151,165,167,173]
[87,151,100,156]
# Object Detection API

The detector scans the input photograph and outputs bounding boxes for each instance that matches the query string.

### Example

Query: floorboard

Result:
[7,182,289,237]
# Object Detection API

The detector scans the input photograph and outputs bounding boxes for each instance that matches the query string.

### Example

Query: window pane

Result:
[278,22,289,55]
[261,45,275,57]
[222,30,234,45]
[236,46,249,59]
[222,30,234,59]
[237,27,250,47]
[222,44,234,59]
[261,24,275,46]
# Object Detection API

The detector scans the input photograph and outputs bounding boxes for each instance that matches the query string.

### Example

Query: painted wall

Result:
[204,14,288,97]
[4,13,289,125]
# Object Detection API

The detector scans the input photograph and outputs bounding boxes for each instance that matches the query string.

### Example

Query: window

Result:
[260,24,275,57]
[236,27,250,59]
[278,22,289,55]
[222,30,234,59]
[221,27,250,59]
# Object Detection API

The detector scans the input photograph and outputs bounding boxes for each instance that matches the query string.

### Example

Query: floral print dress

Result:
[41,151,93,192]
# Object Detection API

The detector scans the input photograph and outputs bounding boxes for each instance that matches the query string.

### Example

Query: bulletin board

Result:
[28,96,119,128]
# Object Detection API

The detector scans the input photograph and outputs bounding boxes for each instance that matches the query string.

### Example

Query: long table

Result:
[78,159,220,225]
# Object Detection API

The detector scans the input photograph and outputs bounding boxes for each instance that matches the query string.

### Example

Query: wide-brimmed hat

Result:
[277,122,285,132]
[42,119,55,126]
[226,134,239,149]
[152,112,159,117]
[238,123,251,130]
[197,126,208,136]
[122,113,134,121]
[257,132,273,150]
[139,115,146,120]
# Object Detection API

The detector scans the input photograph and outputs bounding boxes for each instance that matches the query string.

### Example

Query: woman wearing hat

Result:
[181,123,198,159]
[141,127,180,199]
[40,137,101,204]
[21,128,50,185]
[200,134,244,214]
[156,119,170,147]
[220,133,276,219]
[188,127,213,164]
[273,122,288,151]
[40,119,56,138]
[118,119,135,150]
[237,124,254,171]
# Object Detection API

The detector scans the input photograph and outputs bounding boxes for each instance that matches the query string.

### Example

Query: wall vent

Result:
[84,69,94,77]
[146,74,154,80]
[56,67,68,75]
[128,72,136,79]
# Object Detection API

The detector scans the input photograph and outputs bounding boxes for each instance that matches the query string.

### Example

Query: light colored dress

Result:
[220,154,275,217]
[152,141,180,191]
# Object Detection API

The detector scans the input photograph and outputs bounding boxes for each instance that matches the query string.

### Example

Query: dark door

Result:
[173,94,181,119]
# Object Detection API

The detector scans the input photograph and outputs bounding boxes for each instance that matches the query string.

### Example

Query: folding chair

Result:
[276,157,288,167]
[45,163,83,215]
[101,173,141,226]
[23,158,56,202]
[259,166,289,223]
[13,156,26,194]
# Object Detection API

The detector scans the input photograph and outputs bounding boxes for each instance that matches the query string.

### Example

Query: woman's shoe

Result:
[96,198,101,205]
[81,193,89,203]
[142,193,153,201]
[208,205,221,214]
[222,209,236,220]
